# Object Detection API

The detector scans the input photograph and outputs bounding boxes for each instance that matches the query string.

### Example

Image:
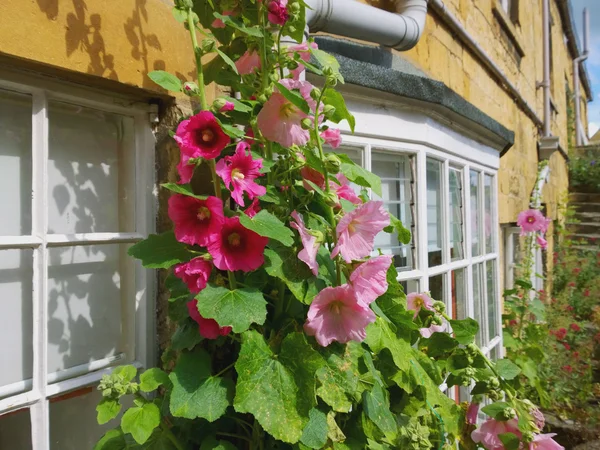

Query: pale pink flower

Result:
[207,216,268,272]
[321,128,342,148]
[531,407,546,431]
[244,198,261,218]
[290,211,320,276]
[471,418,521,450]
[331,201,390,263]
[406,292,435,318]
[466,402,479,425]
[419,321,447,338]
[257,93,309,147]
[174,258,212,294]
[286,41,318,79]
[174,111,230,160]
[304,284,376,347]
[349,255,392,305]
[215,141,266,206]
[235,50,261,75]
[529,434,564,450]
[279,78,318,112]
[517,209,550,236]
[537,235,548,250]
[168,195,224,246]
[211,10,233,28]
[220,101,235,112]
[187,300,232,339]
[332,174,362,205]
[267,0,289,25]
[177,152,194,184]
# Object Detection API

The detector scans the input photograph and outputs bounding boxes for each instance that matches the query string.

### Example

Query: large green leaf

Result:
[128,231,191,269]
[216,47,239,74]
[264,242,318,303]
[337,154,382,196]
[121,402,161,445]
[363,383,397,436]
[213,12,263,37]
[140,368,171,393]
[200,436,238,450]
[169,350,233,421]
[495,359,522,380]
[161,183,207,200]
[322,89,355,133]
[148,71,182,92]
[196,284,267,333]
[481,401,512,420]
[315,344,360,412]
[171,321,203,351]
[96,399,121,425]
[449,318,479,344]
[94,428,127,450]
[239,210,294,246]
[301,408,329,449]
[383,214,411,245]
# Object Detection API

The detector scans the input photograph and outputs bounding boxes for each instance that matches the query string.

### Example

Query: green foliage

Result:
[128,232,191,269]
[239,210,294,246]
[569,149,600,192]
[121,402,161,445]
[148,71,183,92]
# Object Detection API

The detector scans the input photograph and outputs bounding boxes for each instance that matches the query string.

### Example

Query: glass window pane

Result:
[47,244,133,374]
[0,89,32,235]
[451,268,467,320]
[484,175,494,254]
[400,279,419,295]
[487,260,498,340]
[473,263,485,346]
[48,102,136,234]
[427,159,443,267]
[489,345,502,361]
[449,169,464,261]
[429,273,445,303]
[470,170,481,256]
[0,408,32,449]
[0,249,33,394]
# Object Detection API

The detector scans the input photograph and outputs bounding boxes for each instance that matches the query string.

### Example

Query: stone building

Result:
[0,0,592,448]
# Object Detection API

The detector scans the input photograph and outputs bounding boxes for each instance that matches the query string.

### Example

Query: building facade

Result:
[0,0,591,448]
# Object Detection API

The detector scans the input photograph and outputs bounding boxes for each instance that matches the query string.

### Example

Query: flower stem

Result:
[217,431,253,443]
[186,9,208,111]
[214,361,235,377]
[228,271,237,289]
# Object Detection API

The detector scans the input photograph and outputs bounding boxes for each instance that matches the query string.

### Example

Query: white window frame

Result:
[0,70,156,449]
[503,226,543,292]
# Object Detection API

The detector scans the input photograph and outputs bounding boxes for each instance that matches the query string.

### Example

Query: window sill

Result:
[492,1,526,58]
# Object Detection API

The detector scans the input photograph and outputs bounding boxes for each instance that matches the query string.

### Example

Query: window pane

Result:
[427,159,443,267]
[0,89,32,235]
[451,268,467,320]
[449,169,464,261]
[487,260,498,340]
[484,175,494,254]
[0,249,33,394]
[470,170,481,256]
[489,345,502,361]
[48,102,136,234]
[0,408,32,449]
[372,152,414,271]
[47,244,133,374]
[429,273,445,303]
[473,263,485,346]
[400,279,419,295]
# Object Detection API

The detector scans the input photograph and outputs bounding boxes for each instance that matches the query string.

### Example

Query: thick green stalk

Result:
[187,8,208,110]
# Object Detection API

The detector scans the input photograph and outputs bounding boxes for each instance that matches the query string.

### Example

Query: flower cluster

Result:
[517,208,550,249]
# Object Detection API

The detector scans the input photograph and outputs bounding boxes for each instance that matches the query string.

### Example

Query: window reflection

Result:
[427,159,443,267]
[470,170,481,257]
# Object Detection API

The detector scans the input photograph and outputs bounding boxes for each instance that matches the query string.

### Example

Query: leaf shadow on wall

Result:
[36,0,59,20]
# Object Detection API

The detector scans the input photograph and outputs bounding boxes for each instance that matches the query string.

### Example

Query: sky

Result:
[571,0,600,138]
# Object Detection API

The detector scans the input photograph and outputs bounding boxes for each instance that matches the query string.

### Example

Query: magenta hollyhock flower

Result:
[304,284,376,347]
[174,111,230,160]
[537,235,548,249]
[207,216,268,272]
[321,128,342,148]
[267,0,289,25]
[406,292,435,318]
[220,101,235,112]
[257,92,309,147]
[471,418,521,450]
[331,201,390,263]
[235,50,261,75]
[286,41,318,80]
[290,211,320,276]
[419,321,447,338]
[187,300,232,339]
[349,255,393,305]
[517,209,550,236]
[215,141,266,206]
[332,174,362,205]
[168,195,225,246]
[174,258,212,294]
[529,434,564,450]
[466,402,479,425]
[177,152,194,184]
[244,198,261,218]
[211,10,233,28]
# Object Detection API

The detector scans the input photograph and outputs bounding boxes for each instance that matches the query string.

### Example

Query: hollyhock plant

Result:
[406,292,435,318]
[466,402,479,425]
[267,0,289,25]
[321,128,342,148]
[528,434,565,450]
[220,101,235,112]
[286,41,318,79]
[207,216,268,272]
[419,321,447,338]
[517,209,550,235]
[235,50,261,75]
[168,195,224,246]
[331,201,390,263]
[349,255,392,305]
[211,10,233,28]
[290,211,320,276]
[304,284,376,347]
[174,258,212,294]
[244,197,260,218]
[471,418,521,450]
[301,166,325,191]
[176,152,194,184]
[537,234,548,249]
[174,111,230,159]
[333,174,362,205]
[257,92,309,147]
[215,141,266,206]
[187,300,232,339]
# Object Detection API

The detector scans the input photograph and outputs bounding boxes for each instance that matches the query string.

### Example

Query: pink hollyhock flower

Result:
[466,402,479,425]
[304,284,376,347]
[537,235,548,249]
[279,78,318,112]
[471,419,521,450]
[267,0,289,25]
[332,201,390,263]
[419,321,447,338]
[406,292,435,318]
[349,255,393,305]
[187,300,231,339]
[174,258,212,294]
[207,216,268,272]
[211,10,233,28]
[529,434,564,450]
[168,195,225,246]
[220,101,235,112]
[332,174,362,205]
[174,111,230,160]
[177,152,194,184]
[257,92,309,147]
[301,166,325,191]
[290,211,320,276]
[286,41,318,80]
[517,209,550,235]
[321,128,342,148]
[531,407,546,430]
[215,141,266,206]
[244,198,261,218]
[235,50,261,75]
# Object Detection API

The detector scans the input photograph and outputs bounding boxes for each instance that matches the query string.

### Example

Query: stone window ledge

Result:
[492,1,526,58]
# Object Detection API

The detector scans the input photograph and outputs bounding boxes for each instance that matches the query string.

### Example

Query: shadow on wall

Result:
[37,0,59,20]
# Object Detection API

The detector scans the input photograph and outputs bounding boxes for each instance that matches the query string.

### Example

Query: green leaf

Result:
[224,96,253,113]
[301,408,328,449]
[169,349,233,421]
[216,47,239,74]
[121,402,161,445]
[449,318,480,344]
[96,399,121,425]
[196,284,267,333]
[219,122,246,138]
[128,231,191,269]
[113,365,138,382]
[140,368,171,393]
[171,321,203,351]
[264,242,316,303]
[161,183,207,200]
[276,82,311,115]
[94,428,127,450]
[311,49,341,74]
[498,432,521,450]
[384,214,411,245]
[424,332,458,357]
[171,7,187,22]
[213,12,263,37]
[200,436,238,450]
[316,344,360,412]
[481,402,512,420]
[148,71,182,92]
[239,210,294,246]
[495,359,522,380]
[337,154,381,196]
[363,383,397,436]
[322,89,355,133]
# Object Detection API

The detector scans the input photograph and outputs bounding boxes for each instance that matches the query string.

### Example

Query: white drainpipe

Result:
[574,8,590,147]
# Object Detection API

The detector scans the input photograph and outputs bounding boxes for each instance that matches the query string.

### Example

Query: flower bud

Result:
[201,38,216,54]
[431,315,443,326]
[212,98,228,111]
[102,388,112,397]
[488,390,501,401]
[257,94,268,103]
[500,407,516,420]
[323,104,336,119]
[310,87,322,101]
[522,431,535,443]
[308,229,325,244]
[269,71,280,82]
[466,343,479,356]
[324,191,340,207]
[287,60,299,70]
[460,376,471,387]
[289,2,300,12]
[175,0,194,8]
[488,377,500,389]
[324,153,342,174]
[301,118,313,130]
[433,300,446,314]
[183,81,199,95]
[465,367,477,378]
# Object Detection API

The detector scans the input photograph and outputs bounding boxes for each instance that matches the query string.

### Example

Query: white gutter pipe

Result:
[305,0,428,51]
[542,0,551,138]
[574,8,590,147]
